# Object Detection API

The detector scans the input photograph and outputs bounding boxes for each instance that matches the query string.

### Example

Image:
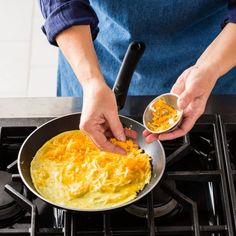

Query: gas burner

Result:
[126,180,181,218]
[125,198,178,218]
[0,171,26,227]
[0,114,234,235]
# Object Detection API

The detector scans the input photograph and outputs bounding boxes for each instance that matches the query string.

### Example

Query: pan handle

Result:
[112,41,145,110]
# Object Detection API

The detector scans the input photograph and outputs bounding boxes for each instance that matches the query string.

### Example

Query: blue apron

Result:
[57,0,236,96]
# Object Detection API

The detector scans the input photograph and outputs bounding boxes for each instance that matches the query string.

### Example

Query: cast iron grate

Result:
[219,114,236,234]
[0,115,234,235]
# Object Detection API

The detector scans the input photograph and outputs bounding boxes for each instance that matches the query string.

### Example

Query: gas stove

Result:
[0,96,236,236]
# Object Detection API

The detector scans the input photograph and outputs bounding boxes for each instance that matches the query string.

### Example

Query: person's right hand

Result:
[56,26,136,153]
[80,80,136,154]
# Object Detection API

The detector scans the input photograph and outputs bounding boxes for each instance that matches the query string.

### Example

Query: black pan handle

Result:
[112,41,145,110]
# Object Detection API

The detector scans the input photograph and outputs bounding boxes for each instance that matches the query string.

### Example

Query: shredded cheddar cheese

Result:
[30,130,151,209]
[147,98,179,132]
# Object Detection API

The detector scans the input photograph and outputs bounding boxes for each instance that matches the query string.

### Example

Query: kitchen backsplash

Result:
[0,0,57,97]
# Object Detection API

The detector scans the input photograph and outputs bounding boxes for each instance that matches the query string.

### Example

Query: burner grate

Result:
[0,127,36,170]
[0,115,234,236]
[219,114,236,234]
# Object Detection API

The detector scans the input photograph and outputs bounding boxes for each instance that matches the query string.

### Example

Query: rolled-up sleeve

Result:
[39,0,99,46]
[223,0,236,27]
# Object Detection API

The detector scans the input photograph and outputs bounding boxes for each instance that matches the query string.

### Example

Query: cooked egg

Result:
[30,130,151,209]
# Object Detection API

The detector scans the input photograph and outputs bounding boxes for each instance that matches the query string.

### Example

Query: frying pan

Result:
[18,42,166,212]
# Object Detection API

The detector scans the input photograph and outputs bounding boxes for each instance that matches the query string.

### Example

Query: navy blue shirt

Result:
[39,0,236,96]
[39,0,99,46]
[39,0,236,46]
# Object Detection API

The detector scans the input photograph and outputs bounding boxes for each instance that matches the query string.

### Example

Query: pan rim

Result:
[18,112,166,212]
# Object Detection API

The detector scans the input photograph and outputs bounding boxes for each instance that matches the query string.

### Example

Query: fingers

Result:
[142,129,150,137]
[151,65,214,142]
[105,128,137,139]
[142,129,158,143]
[157,98,205,141]
[124,128,137,139]
[157,116,196,140]
[172,67,201,110]
[142,95,206,142]
[144,133,160,143]
[178,90,196,110]
[80,111,138,154]
[143,114,196,142]
[106,112,126,142]
[80,85,128,154]
[85,129,126,155]
[80,115,126,154]
[171,77,185,95]
[171,68,191,95]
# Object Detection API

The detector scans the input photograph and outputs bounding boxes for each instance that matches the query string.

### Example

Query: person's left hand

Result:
[143,64,219,143]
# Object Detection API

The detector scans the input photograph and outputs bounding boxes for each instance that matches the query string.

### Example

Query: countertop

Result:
[0,95,236,118]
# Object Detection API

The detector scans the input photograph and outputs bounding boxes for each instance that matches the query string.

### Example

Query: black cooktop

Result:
[0,112,235,236]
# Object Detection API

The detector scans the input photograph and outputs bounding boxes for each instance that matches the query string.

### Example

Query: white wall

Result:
[0,0,58,97]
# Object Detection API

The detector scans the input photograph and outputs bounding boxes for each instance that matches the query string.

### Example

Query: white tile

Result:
[31,4,58,67]
[0,42,29,97]
[27,66,57,97]
[0,0,33,41]
[0,1,58,98]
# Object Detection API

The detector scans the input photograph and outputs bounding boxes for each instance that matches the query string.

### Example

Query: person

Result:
[39,0,236,154]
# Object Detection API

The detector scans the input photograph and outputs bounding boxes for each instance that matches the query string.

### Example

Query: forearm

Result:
[196,23,236,79]
[56,25,105,88]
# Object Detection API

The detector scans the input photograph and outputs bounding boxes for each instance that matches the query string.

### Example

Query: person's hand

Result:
[80,80,137,154]
[143,64,219,143]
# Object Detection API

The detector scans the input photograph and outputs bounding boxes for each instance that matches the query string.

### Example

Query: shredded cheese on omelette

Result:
[30,130,151,209]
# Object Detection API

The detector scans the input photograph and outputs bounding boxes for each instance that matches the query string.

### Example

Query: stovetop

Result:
[0,96,236,236]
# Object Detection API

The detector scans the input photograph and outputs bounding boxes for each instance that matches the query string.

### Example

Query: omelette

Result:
[30,130,151,209]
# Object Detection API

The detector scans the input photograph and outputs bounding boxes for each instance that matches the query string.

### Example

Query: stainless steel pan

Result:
[18,42,166,212]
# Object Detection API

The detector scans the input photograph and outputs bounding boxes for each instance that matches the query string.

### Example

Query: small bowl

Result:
[143,93,183,134]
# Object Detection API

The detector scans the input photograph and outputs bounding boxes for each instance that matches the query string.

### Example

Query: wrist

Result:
[194,60,220,82]
[82,76,107,92]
